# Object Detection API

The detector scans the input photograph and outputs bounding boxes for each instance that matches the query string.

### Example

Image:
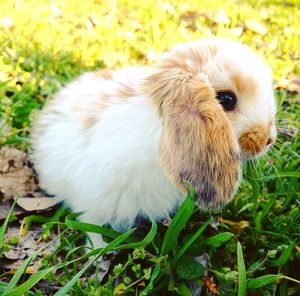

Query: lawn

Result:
[0,0,299,295]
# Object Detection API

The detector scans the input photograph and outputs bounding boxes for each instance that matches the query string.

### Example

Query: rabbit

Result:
[31,38,277,247]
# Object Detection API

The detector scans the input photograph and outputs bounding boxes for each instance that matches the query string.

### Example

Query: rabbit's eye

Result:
[216,91,237,111]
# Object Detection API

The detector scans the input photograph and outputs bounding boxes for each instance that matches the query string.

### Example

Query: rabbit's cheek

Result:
[238,124,274,159]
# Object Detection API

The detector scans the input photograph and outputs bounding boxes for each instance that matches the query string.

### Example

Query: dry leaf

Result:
[180,11,202,21]
[82,255,113,284]
[0,199,27,220]
[231,221,250,233]
[218,217,249,233]
[0,16,14,30]
[0,225,60,272]
[0,146,37,200]
[275,77,300,93]
[3,248,27,260]
[245,19,267,35]
[49,4,62,17]
[229,27,243,37]
[15,196,61,212]
[205,9,230,25]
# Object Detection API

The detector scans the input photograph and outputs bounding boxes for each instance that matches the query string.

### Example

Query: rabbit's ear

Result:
[146,70,241,209]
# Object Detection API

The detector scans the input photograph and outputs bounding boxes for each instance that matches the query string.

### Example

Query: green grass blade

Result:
[257,230,296,244]
[247,274,280,290]
[41,205,67,239]
[3,229,134,296]
[206,232,234,248]
[237,241,246,296]
[54,257,96,296]
[3,229,68,294]
[160,182,195,256]
[2,267,54,296]
[258,171,300,180]
[273,244,295,266]
[54,228,135,296]
[140,264,161,296]
[0,197,18,246]
[65,213,138,243]
[173,218,211,263]
[0,281,8,293]
[117,220,157,250]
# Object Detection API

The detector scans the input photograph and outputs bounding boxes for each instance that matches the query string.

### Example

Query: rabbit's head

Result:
[144,39,276,209]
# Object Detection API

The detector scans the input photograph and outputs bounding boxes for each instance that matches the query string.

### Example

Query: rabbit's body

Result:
[31,39,277,247]
[32,69,182,232]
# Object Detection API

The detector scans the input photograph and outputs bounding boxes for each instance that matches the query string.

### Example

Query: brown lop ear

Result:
[145,70,241,209]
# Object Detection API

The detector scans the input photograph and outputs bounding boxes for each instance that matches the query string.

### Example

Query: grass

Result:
[0,0,299,295]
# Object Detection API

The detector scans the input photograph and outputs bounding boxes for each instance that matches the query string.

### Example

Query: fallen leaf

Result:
[49,4,62,17]
[229,27,243,37]
[205,9,231,25]
[15,196,61,212]
[180,11,202,21]
[245,19,267,35]
[0,146,37,200]
[82,255,113,284]
[0,16,14,31]
[231,221,250,233]
[218,217,250,233]
[3,248,27,260]
[275,77,300,93]
[218,217,236,226]
[35,281,61,294]
[0,199,27,220]
[0,225,60,273]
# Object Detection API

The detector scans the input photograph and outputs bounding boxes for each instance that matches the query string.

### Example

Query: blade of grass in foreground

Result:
[117,220,157,250]
[3,228,136,296]
[0,281,8,293]
[3,229,68,294]
[65,212,138,243]
[247,274,300,290]
[173,218,211,263]
[247,274,280,290]
[54,228,135,296]
[206,232,234,248]
[140,264,161,296]
[160,182,195,256]
[0,196,18,246]
[237,241,246,296]
[2,267,55,296]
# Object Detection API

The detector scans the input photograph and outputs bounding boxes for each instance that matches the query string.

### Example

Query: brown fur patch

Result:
[80,83,134,131]
[230,72,258,95]
[239,124,269,158]
[82,116,99,130]
[144,60,241,208]
[153,43,218,80]
[94,69,113,80]
[115,84,136,100]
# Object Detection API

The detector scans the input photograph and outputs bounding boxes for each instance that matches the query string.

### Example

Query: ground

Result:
[0,1,299,295]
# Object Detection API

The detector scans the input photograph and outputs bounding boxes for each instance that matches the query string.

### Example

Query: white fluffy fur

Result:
[32,72,183,245]
[31,39,277,247]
